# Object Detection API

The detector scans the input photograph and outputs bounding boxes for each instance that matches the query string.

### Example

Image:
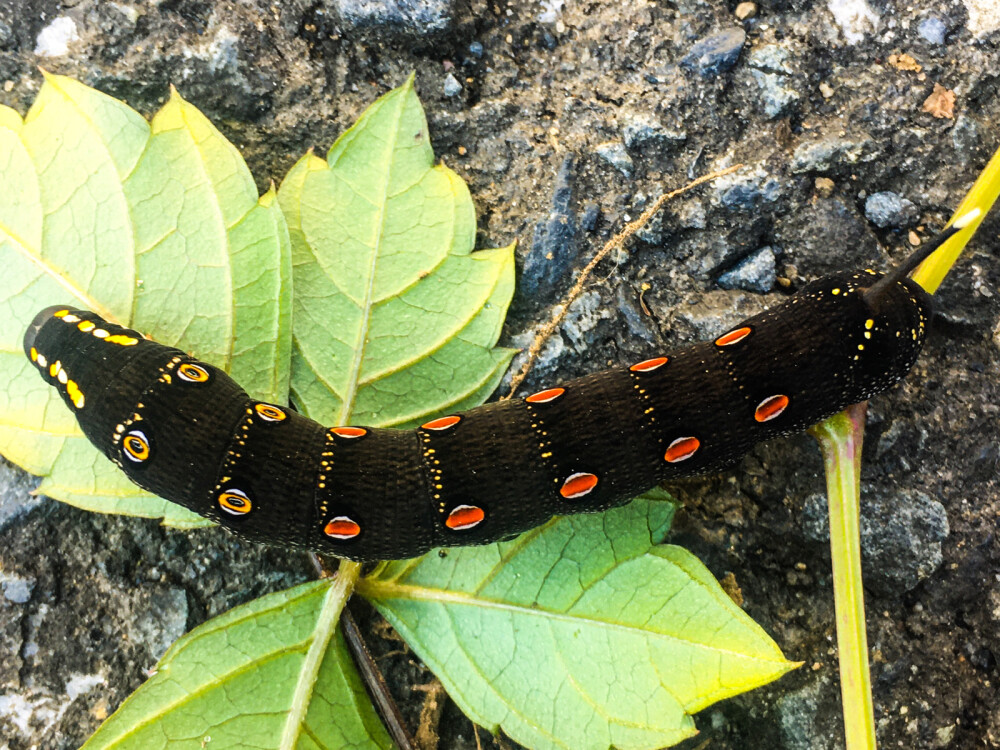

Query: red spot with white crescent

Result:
[331,426,367,439]
[525,387,565,404]
[715,327,752,347]
[421,415,461,431]
[445,505,485,530]
[665,436,700,463]
[325,516,361,540]
[754,394,790,423]
[559,472,599,499]
[629,356,669,373]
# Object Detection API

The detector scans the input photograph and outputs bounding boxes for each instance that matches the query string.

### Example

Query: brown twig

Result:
[503,164,744,399]
[341,602,417,750]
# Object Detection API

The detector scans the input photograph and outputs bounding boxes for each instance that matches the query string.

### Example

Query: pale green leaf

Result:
[277,75,515,428]
[360,497,797,750]
[82,574,394,750]
[0,74,291,526]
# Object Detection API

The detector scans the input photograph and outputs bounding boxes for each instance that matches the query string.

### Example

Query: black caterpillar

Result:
[22,220,972,562]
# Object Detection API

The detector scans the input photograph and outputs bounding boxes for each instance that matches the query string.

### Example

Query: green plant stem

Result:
[809,403,875,750]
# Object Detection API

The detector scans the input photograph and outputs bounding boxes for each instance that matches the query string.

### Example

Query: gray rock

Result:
[776,677,840,750]
[333,0,454,34]
[0,572,34,604]
[443,72,462,97]
[521,156,577,299]
[594,141,634,177]
[801,489,948,594]
[129,586,188,660]
[751,70,801,118]
[747,44,802,117]
[918,17,947,45]
[0,459,40,530]
[864,191,919,228]
[680,27,746,78]
[622,113,687,152]
[789,136,878,173]
[560,290,612,352]
[677,200,707,229]
[713,164,784,209]
[718,246,777,293]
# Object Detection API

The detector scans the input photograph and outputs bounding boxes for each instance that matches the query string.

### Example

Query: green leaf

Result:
[277,75,515,429]
[360,496,797,750]
[82,570,395,750]
[0,74,291,526]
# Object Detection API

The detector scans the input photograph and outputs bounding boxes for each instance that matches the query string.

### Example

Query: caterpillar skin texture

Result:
[24,269,931,562]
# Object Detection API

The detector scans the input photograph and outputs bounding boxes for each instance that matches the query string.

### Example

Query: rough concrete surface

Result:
[0,0,998,748]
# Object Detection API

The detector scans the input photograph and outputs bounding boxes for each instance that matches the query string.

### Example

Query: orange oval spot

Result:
[122,430,151,462]
[754,394,790,423]
[218,488,252,516]
[77,320,96,332]
[325,516,361,540]
[254,403,287,422]
[445,504,485,530]
[665,436,700,463]
[715,327,752,347]
[422,415,461,431]
[177,363,210,382]
[525,387,565,404]
[630,356,669,373]
[331,426,367,439]
[53,309,69,318]
[560,472,599,499]
[29,347,37,362]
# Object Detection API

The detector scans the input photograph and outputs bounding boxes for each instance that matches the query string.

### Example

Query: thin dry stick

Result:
[503,164,744,399]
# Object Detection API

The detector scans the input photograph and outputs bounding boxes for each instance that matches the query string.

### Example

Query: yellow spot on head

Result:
[53,309,69,318]
[29,347,37,362]
[865,319,874,329]
[49,361,60,377]
[78,320,96,332]
[831,288,841,295]
[857,344,864,351]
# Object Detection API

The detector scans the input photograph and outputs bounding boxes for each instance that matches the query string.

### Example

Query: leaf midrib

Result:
[361,581,786,662]
[335,99,406,425]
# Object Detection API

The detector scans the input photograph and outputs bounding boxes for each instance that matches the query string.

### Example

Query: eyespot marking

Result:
[122,429,151,463]
[331,426,367,439]
[526,387,565,404]
[665,436,700,463]
[254,403,287,423]
[715,327,752,347]
[325,516,362,540]
[218,488,252,516]
[177,363,211,383]
[630,356,669,373]
[754,394,790,423]
[422,415,462,431]
[560,472,599,499]
[445,505,485,530]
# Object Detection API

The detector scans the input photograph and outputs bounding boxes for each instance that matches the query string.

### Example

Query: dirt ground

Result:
[1,0,998,748]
